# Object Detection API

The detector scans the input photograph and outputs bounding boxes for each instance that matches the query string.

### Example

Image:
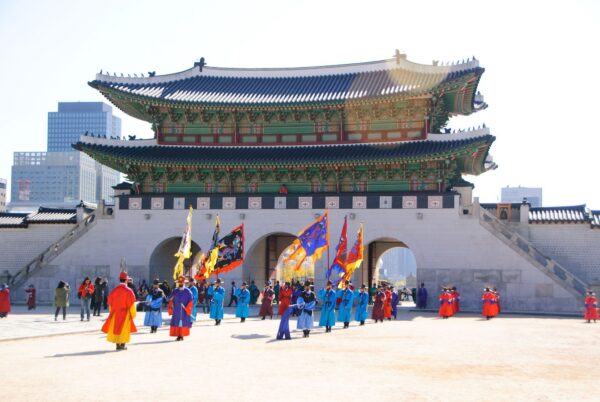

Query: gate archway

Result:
[244,232,296,285]
[149,237,201,282]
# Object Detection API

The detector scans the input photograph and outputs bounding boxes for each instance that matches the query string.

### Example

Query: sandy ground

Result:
[0,306,598,402]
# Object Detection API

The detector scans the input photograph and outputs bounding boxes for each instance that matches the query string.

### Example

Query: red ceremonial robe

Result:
[278,286,292,316]
[451,291,461,315]
[438,292,454,317]
[259,288,275,317]
[584,296,599,321]
[0,289,11,315]
[383,290,392,318]
[102,284,137,343]
[482,291,498,318]
[372,290,385,321]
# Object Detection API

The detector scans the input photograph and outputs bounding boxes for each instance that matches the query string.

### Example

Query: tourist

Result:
[297,281,316,338]
[210,278,225,325]
[102,277,109,310]
[160,280,171,305]
[126,277,137,298]
[278,281,292,316]
[144,279,165,333]
[354,284,369,325]
[372,285,386,323]
[249,280,259,305]
[168,276,194,341]
[54,281,69,321]
[481,287,499,320]
[318,280,337,332]
[235,281,250,322]
[584,291,598,323]
[337,280,354,328]
[391,286,400,319]
[92,277,105,316]
[439,288,454,319]
[78,277,95,321]
[451,286,461,315]
[259,281,275,320]
[102,272,137,351]
[197,280,206,312]
[274,280,280,305]
[25,284,36,310]
[227,281,238,307]
[417,283,428,309]
[0,283,10,318]
[411,287,417,304]
[188,277,199,323]
[383,285,393,320]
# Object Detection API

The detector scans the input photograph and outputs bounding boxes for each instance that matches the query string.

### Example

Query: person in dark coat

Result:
[259,281,275,320]
[417,283,428,309]
[25,284,36,310]
[93,277,105,316]
[372,285,385,322]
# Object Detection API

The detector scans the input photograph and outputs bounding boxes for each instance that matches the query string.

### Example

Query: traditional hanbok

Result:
[168,286,193,338]
[417,286,428,309]
[277,304,297,340]
[297,293,316,331]
[189,285,199,322]
[102,282,137,345]
[278,285,292,316]
[481,290,498,319]
[439,291,454,318]
[235,288,250,319]
[318,288,337,328]
[584,295,598,322]
[391,291,400,319]
[354,290,369,323]
[372,290,385,321]
[259,287,275,318]
[337,288,354,324]
[210,285,225,321]
[383,289,392,319]
[0,285,10,318]
[144,288,164,330]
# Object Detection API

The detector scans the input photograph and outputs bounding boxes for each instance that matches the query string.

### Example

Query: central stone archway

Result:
[149,237,201,282]
[244,232,296,285]
[366,237,414,287]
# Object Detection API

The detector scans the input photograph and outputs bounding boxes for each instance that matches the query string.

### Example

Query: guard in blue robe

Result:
[144,280,164,333]
[188,277,199,323]
[297,283,316,338]
[210,278,225,325]
[235,281,250,322]
[168,277,194,341]
[276,304,297,340]
[391,287,400,319]
[354,284,369,325]
[417,283,428,309]
[337,280,354,328]
[318,281,337,332]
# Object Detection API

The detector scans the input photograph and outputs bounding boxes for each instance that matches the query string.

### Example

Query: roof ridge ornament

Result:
[394,49,407,64]
[194,57,206,72]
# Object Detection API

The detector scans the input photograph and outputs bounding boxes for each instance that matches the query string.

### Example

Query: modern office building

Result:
[501,186,543,207]
[10,102,122,209]
[0,178,6,212]
[48,102,121,152]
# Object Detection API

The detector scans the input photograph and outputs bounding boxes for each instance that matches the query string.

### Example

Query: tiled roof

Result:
[91,57,483,111]
[27,207,77,224]
[73,134,494,168]
[591,211,600,228]
[0,213,28,228]
[529,205,588,224]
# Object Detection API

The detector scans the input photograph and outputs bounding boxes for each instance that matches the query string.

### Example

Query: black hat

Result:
[216,278,222,284]
[153,279,160,285]
[344,280,350,285]
[360,284,367,289]
[304,281,311,287]
[326,280,333,286]
[242,281,247,286]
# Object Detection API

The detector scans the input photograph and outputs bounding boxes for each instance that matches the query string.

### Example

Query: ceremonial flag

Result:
[341,224,363,284]
[213,224,244,275]
[327,216,347,287]
[203,215,220,279]
[173,206,193,280]
[285,210,329,270]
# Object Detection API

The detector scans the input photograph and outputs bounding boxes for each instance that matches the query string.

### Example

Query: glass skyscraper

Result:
[10,102,122,209]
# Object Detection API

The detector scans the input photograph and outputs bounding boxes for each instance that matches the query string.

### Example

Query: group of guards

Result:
[99,271,599,351]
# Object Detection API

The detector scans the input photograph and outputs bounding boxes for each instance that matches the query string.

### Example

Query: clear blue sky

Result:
[0,0,598,208]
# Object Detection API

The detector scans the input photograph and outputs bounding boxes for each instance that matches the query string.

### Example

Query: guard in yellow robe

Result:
[102,271,137,350]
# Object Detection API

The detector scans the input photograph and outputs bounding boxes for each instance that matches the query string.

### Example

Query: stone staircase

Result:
[478,207,587,298]
[7,213,97,290]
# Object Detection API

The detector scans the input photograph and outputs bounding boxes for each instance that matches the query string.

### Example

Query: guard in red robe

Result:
[438,288,454,319]
[0,284,10,318]
[26,284,36,310]
[584,291,598,323]
[278,282,292,316]
[383,286,393,320]
[481,287,499,320]
[451,286,460,315]
[259,281,275,319]
[372,285,385,322]
[102,272,137,350]
[492,287,501,313]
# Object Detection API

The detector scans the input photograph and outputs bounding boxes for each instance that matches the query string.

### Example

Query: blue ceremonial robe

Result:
[417,287,428,309]
[318,288,337,327]
[189,285,199,321]
[277,304,297,340]
[337,288,354,322]
[296,296,316,330]
[144,293,164,327]
[210,286,225,320]
[235,288,250,318]
[391,291,400,319]
[354,291,369,322]
[169,287,193,329]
